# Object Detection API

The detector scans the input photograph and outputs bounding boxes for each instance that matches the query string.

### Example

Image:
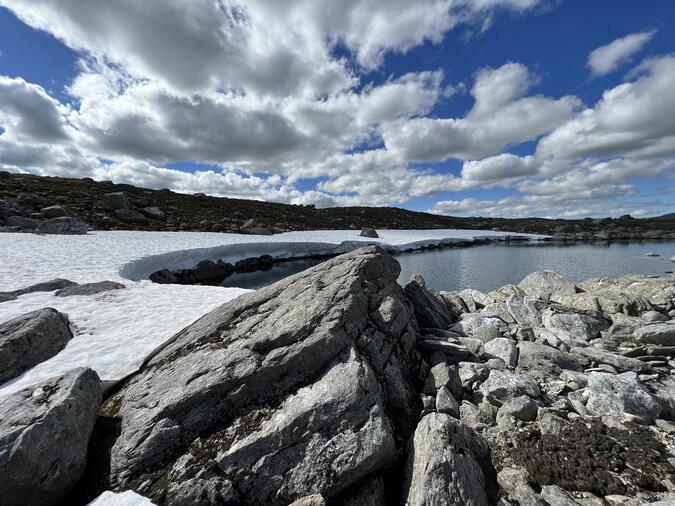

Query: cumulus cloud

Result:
[382,63,580,162]
[588,30,656,77]
[0,0,547,96]
[0,76,71,143]
[538,54,675,160]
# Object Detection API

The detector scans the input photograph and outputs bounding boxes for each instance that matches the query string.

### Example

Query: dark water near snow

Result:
[222,241,675,292]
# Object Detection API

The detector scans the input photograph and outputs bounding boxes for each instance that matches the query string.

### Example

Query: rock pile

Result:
[149,255,275,285]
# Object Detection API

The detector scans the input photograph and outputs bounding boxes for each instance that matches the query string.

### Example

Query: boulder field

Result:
[0,247,674,505]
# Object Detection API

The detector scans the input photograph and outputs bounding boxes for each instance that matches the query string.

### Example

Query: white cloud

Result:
[0,1,672,217]
[461,154,538,183]
[538,54,675,160]
[382,63,580,162]
[588,30,656,77]
[0,76,71,143]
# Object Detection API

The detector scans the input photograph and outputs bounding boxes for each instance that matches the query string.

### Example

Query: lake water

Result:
[222,241,675,292]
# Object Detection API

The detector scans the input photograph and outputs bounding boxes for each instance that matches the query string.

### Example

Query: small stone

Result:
[655,418,675,434]
[484,337,518,367]
[497,395,538,422]
[436,386,460,418]
[360,227,379,238]
[289,495,326,506]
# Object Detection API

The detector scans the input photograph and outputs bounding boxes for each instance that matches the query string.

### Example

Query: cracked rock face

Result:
[0,368,101,506]
[92,247,421,505]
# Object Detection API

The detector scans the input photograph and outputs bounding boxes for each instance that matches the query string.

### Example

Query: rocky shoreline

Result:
[0,247,674,505]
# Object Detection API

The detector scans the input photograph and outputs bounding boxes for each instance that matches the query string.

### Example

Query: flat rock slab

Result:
[635,323,675,346]
[55,281,126,297]
[571,346,649,373]
[88,247,421,505]
[0,368,101,506]
[0,308,72,384]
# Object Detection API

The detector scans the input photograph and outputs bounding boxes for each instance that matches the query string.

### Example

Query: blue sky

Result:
[0,0,674,218]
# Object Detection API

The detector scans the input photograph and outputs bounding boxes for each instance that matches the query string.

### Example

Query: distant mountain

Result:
[654,213,675,220]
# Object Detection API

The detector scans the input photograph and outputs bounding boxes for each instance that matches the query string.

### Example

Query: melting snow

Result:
[0,228,542,397]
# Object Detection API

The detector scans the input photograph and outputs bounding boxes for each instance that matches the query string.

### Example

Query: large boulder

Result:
[88,247,421,505]
[586,372,661,427]
[404,274,456,329]
[0,368,102,506]
[0,308,73,384]
[36,217,89,235]
[517,271,577,301]
[103,192,130,210]
[402,413,489,506]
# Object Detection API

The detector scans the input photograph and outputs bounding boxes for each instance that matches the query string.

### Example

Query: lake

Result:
[222,241,675,292]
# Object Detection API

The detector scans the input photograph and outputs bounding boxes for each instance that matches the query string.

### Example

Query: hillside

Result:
[1,171,674,238]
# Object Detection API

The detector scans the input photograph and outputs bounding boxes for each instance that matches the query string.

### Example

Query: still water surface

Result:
[222,241,675,292]
[396,241,675,293]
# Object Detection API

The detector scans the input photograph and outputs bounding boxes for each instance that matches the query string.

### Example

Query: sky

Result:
[0,0,674,219]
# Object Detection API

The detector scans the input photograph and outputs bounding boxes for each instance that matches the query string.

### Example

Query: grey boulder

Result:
[0,308,72,384]
[1,278,77,298]
[497,395,538,422]
[402,413,489,506]
[114,209,148,224]
[40,205,69,218]
[479,369,540,407]
[103,192,130,210]
[516,341,582,381]
[484,337,518,367]
[586,372,661,427]
[542,309,610,341]
[634,322,675,346]
[55,281,126,297]
[0,368,101,506]
[6,215,41,230]
[36,217,89,235]
[518,271,577,301]
[571,346,649,373]
[359,227,379,238]
[91,247,421,505]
